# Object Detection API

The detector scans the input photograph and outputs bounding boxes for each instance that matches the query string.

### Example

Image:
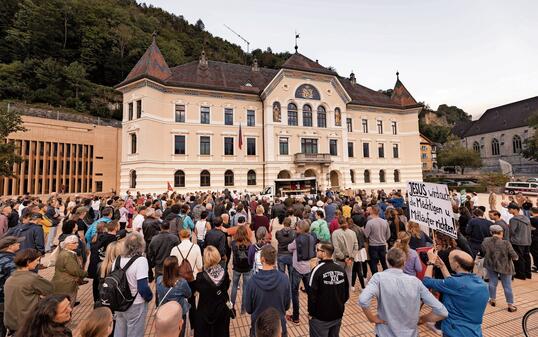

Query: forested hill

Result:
[0,0,290,119]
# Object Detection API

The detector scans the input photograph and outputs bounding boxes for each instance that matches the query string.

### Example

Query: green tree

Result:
[0,104,26,177]
[436,104,471,124]
[437,136,482,174]
[419,122,452,144]
[522,113,538,161]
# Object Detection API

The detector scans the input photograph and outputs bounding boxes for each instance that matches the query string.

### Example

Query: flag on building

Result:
[167,181,173,191]
[238,123,243,150]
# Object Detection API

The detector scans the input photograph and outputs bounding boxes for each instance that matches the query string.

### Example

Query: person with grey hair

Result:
[52,234,87,307]
[481,224,519,312]
[155,301,183,337]
[113,233,152,337]
[359,247,448,337]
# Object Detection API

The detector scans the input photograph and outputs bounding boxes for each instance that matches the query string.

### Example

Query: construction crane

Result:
[224,24,250,53]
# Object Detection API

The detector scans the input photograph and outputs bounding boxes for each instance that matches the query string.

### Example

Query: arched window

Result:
[491,138,500,156]
[130,133,137,154]
[129,170,137,189]
[379,169,386,183]
[200,170,210,187]
[224,170,234,186]
[317,106,327,128]
[513,135,522,154]
[394,169,400,183]
[350,169,355,184]
[247,170,257,185]
[174,170,185,187]
[287,103,298,126]
[302,104,312,127]
[364,170,371,183]
[472,141,480,153]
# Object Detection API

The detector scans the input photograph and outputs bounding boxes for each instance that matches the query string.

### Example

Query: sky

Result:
[140,0,538,119]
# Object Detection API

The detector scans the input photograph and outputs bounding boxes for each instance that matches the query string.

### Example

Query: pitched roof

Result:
[462,96,538,137]
[391,78,418,107]
[117,38,172,87]
[281,53,337,76]
[451,120,473,138]
[338,77,410,109]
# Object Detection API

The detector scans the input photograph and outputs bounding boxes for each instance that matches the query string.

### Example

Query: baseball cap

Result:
[0,236,25,250]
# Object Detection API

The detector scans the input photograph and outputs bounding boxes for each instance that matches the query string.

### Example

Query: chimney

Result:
[199,49,208,70]
[349,71,356,85]
[252,58,259,72]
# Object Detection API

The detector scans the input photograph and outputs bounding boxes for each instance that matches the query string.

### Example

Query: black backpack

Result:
[233,242,251,273]
[99,256,140,312]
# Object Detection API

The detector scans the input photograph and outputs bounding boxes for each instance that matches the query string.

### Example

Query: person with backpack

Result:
[230,225,252,315]
[103,233,152,337]
[249,227,270,274]
[194,211,211,253]
[170,229,203,331]
[287,220,316,324]
[88,221,120,303]
[310,210,330,242]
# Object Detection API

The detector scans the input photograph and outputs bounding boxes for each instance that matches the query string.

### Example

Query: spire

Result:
[294,32,300,53]
[252,57,259,72]
[199,49,208,70]
[118,35,171,86]
[349,71,356,85]
[391,71,418,106]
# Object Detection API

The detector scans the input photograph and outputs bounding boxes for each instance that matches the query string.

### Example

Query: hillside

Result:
[419,104,471,144]
[0,0,290,119]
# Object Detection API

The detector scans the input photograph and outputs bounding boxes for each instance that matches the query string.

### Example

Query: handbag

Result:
[202,271,236,319]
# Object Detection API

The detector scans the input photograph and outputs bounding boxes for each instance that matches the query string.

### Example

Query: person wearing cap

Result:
[52,235,87,307]
[4,248,53,334]
[507,203,533,280]
[5,211,45,255]
[0,236,24,337]
[481,224,519,312]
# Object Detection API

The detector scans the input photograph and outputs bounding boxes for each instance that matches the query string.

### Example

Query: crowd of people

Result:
[0,187,536,337]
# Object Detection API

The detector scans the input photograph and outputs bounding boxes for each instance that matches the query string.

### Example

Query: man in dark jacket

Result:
[275,220,296,277]
[205,216,228,264]
[308,242,349,337]
[6,212,45,254]
[148,221,179,278]
[465,208,492,258]
[508,203,532,279]
[88,221,119,302]
[244,245,291,337]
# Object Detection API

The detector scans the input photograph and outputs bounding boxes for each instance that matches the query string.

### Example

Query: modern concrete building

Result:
[454,96,538,175]
[115,38,424,194]
[1,106,122,196]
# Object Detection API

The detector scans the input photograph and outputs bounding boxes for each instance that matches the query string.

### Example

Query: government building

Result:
[115,38,424,194]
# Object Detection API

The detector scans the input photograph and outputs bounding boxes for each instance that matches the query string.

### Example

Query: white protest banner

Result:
[407,181,457,239]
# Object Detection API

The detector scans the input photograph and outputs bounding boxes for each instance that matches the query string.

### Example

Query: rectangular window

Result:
[247,138,256,156]
[247,110,255,126]
[377,120,383,134]
[378,143,385,158]
[303,111,312,127]
[200,136,210,155]
[128,103,133,121]
[136,100,142,118]
[363,143,370,158]
[224,137,234,155]
[422,153,427,159]
[95,181,103,192]
[348,142,354,158]
[362,119,368,133]
[200,106,210,124]
[393,144,399,158]
[174,135,185,155]
[346,118,353,132]
[175,104,185,123]
[288,110,298,126]
[391,121,397,135]
[329,139,338,156]
[301,138,318,154]
[224,108,233,125]
[279,137,289,155]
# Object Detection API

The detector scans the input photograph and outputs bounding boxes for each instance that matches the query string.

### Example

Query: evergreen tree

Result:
[0,104,26,177]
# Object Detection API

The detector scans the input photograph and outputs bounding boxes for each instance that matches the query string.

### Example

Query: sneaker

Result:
[285,314,300,324]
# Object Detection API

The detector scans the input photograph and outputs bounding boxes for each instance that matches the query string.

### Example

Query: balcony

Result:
[294,153,332,166]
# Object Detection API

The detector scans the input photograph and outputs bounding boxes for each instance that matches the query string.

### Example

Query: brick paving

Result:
[39,255,538,337]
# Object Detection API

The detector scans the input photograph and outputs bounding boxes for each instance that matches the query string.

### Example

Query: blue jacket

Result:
[5,223,45,254]
[85,217,112,248]
[0,252,16,303]
[423,273,488,337]
[243,269,290,336]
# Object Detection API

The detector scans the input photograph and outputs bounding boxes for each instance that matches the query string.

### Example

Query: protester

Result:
[331,216,358,290]
[308,243,349,337]
[507,203,532,280]
[364,206,390,274]
[407,221,432,249]
[249,227,270,273]
[244,245,291,337]
[481,225,518,312]
[52,234,87,306]
[85,207,113,248]
[6,211,45,254]
[393,231,422,276]
[310,210,330,242]
[204,216,227,264]
[155,302,183,337]
[77,307,114,337]
[359,247,448,337]
[194,210,211,252]
[465,208,492,258]
[148,221,180,279]
[0,207,10,237]
[256,307,282,337]
[348,217,367,290]
[15,294,72,337]
[423,249,489,337]
[275,217,296,277]
[230,225,252,314]
[488,210,509,240]
[251,205,270,234]
[0,236,23,337]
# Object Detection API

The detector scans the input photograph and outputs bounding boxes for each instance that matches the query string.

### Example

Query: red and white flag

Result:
[238,123,243,150]
[167,182,173,191]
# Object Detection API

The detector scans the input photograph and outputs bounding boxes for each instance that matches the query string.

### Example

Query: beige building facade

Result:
[116,39,424,194]
[1,106,122,197]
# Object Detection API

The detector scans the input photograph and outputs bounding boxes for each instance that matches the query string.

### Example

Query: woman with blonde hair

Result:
[77,307,114,337]
[407,221,433,250]
[251,205,270,237]
[99,240,124,279]
[393,231,422,276]
[192,245,231,337]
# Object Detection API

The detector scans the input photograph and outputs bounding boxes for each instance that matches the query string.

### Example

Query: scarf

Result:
[205,264,224,285]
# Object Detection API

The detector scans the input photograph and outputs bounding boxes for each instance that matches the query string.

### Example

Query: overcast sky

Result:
[140,0,538,119]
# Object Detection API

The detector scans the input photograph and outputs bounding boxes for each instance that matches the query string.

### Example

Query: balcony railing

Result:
[294,153,332,166]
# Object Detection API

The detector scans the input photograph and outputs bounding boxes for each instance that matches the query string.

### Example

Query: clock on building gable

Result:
[295,84,320,100]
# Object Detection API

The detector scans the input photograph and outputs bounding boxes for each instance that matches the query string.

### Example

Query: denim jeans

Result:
[291,267,311,320]
[277,254,293,278]
[368,245,387,274]
[45,226,57,252]
[231,270,251,307]
[486,269,514,304]
[114,302,147,337]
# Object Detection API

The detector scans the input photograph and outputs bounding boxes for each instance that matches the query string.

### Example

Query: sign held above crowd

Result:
[407,181,457,239]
